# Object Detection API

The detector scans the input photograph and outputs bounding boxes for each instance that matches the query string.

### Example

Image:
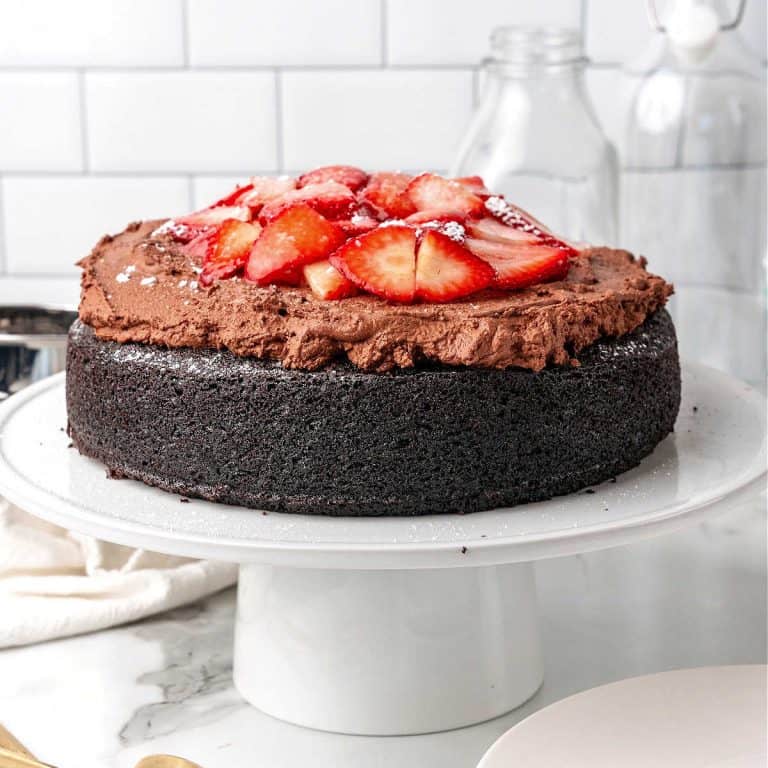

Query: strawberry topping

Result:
[406,173,485,218]
[405,209,466,226]
[156,169,579,303]
[298,165,369,193]
[330,226,417,303]
[230,175,296,212]
[258,181,356,224]
[198,220,262,286]
[245,204,346,285]
[466,238,570,289]
[163,205,250,241]
[415,231,494,302]
[359,172,416,219]
[303,259,357,300]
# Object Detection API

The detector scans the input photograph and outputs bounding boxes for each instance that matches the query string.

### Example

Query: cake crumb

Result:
[461,546,468,554]
[179,497,190,503]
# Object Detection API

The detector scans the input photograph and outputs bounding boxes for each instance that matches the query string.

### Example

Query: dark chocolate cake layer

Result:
[66,311,680,516]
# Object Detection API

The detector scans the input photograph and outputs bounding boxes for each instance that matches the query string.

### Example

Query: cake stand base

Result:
[233,562,542,735]
[0,365,763,737]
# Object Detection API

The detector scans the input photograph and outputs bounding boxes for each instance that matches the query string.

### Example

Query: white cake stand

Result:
[0,363,763,736]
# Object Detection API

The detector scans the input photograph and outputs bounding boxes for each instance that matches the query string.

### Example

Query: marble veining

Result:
[0,498,764,768]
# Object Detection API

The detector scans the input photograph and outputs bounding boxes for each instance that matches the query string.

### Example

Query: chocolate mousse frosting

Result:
[77,220,673,372]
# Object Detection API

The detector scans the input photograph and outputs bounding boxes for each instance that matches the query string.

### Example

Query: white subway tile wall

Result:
[0,0,764,296]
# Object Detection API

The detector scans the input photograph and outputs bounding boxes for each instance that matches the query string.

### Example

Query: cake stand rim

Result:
[0,363,763,569]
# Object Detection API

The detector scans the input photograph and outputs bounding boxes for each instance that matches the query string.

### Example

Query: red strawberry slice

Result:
[163,205,251,241]
[466,238,570,290]
[298,165,369,193]
[245,204,346,285]
[199,220,262,286]
[212,183,254,208]
[415,230,494,302]
[466,217,541,245]
[405,209,466,225]
[359,172,416,219]
[337,213,380,237]
[231,176,296,212]
[453,175,491,197]
[180,228,217,263]
[330,226,417,303]
[406,173,485,218]
[258,181,356,224]
[303,259,357,300]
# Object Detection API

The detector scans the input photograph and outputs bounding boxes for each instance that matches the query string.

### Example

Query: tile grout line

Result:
[77,68,90,173]
[0,170,292,178]
[380,0,388,67]
[0,176,6,275]
[187,174,195,210]
[274,69,285,173]
[0,63,497,73]
[181,0,190,67]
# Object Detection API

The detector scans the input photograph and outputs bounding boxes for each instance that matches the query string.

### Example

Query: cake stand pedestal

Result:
[0,363,763,736]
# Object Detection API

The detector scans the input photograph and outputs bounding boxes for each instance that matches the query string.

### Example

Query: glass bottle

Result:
[622,0,766,384]
[452,26,618,245]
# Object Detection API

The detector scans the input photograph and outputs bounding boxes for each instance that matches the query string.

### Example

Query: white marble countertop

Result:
[1,495,765,768]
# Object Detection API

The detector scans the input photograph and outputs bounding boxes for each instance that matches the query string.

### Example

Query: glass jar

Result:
[621,0,766,384]
[452,26,619,245]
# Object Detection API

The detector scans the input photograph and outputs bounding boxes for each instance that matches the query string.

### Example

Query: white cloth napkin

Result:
[0,499,238,648]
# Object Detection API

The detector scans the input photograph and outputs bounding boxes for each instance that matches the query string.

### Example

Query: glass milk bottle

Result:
[622,0,766,384]
[452,26,618,245]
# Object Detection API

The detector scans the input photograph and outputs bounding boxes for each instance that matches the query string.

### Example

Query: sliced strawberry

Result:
[271,265,305,286]
[199,220,262,286]
[466,238,570,290]
[258,181,356,224]
[303,259,357,300]
[298,165,369,193]
[245,204,346,285]
[405,209,466,225]
[406,173,485,218]
[415,231,494,302]
[337,213,380,237]
[212,183,254,208]
[164,205,251,241]
[466,217,541,245]
[234,176,296,212]
[359,172,416,219]
[180,228,217,263]
[330,226,417,303]
[453,175,491,197]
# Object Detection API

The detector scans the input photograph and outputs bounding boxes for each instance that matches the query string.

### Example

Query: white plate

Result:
[478,665,767,768]
[0,363,763,568]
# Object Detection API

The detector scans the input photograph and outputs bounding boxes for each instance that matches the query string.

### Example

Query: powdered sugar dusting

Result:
[419,220,466,243]
[140,276,157,286]
[485,197,541,234]
[116,272,130,283]
[152,220,185,238]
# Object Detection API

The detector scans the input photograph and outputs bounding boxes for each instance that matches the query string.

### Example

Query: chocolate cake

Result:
[66,167,681,516]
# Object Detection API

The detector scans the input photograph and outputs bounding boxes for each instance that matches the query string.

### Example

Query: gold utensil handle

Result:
[0,724,202,768]
[0,747,55,768]
[134,757,204,768]
[0,728,35,761]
